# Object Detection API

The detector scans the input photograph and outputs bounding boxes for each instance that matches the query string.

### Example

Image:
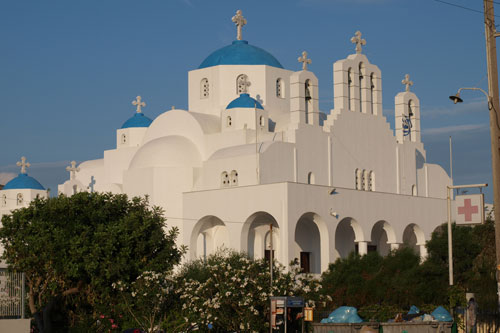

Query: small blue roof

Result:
[3,173,45,190]
[226,93,264,110]
[121,113,153,129]
[199,40,284,69]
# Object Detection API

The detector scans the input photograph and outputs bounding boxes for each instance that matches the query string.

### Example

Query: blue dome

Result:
[226,93,264,110]
[3,173,45,190]
[199,40,283,69]
[121,113,153,129]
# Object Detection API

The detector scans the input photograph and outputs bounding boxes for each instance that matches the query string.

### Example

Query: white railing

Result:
[0,268,25,319]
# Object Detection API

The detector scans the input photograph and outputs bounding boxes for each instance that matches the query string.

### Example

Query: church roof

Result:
[3,173,45,190]
[226,93,264,110]
[199,40,283,69]
[121,112,153,129]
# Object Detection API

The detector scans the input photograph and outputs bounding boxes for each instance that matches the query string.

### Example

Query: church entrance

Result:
[294,213,323,274]
[242,212,280,261]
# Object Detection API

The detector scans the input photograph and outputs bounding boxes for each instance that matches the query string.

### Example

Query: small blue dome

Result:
[226,93,264,110]
[199,40,283,69]
[3,173,45,190]
[121,113,153,129]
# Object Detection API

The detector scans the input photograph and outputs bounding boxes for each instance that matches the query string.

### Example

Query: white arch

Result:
[335,217,365,258]
[294,212,329,273]
[190,216,228,260]
[241,212,279,260]
[370,220,397,256]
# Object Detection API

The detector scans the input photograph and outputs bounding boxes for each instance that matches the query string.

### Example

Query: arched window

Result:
[201,78,209,98]
[361,169,366,190]
[259,115,265,127]
[121,134,127,144]
[407,100,415,141]
[355,169,361,190]
[370,73,375,114]
[307,172,315,185]
[230,170,239,186]
[72,184,78,195]
[305,79,312,124]
[236,74,249,94]
[221,171,229,188]
[412,185,417,196]
[1,194,6,207]
[368,171,375,191]
[276,78,284,98]
[363,169,370,191]
[16,193,23,206]
[227,116,232,127]
[348,68,353,111]
[359,63,364,113]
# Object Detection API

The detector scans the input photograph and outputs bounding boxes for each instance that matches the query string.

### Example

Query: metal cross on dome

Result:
[17,156,30,174]
[402,74,413,92]
[298,51,312,71]
[66,161,80,180]
[132,96,146,113]
[232,10,247,41]
[351,31,366,54]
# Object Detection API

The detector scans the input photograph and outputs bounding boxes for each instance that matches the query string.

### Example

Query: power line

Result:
[433,0,500,17]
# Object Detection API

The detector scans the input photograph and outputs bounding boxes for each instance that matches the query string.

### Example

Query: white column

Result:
[358,241,368,256]
[390,243,400,251]
[419,245,428,262]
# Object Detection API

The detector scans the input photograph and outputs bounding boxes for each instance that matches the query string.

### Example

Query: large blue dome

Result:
[199,40,283,69]
[226,93,264,110]
[121,113,153,129]
[3,173,45,190]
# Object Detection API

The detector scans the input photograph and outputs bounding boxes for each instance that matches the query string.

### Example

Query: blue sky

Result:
[0,0,495,202]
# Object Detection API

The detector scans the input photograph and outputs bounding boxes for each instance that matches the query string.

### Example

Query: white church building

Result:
[3,11,452,274]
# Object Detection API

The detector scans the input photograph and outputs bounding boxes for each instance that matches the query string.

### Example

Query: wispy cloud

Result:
[422,124,487,136]
[0,173,16,185]
[422,99,487,118]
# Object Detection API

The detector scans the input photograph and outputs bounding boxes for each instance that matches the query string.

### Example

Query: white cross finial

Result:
[298,51,312,71]
[350,31,366,54]
[132,96,146,113]
[16,156,30,174]
[402,74,413,92]
[232,10,247,41]
[239,76,251,94]
[66,161,80,180]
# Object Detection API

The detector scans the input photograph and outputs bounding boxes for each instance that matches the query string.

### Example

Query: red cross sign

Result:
[455,194,484,225]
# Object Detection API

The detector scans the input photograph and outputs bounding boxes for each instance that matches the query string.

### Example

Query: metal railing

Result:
[0,268,25,319]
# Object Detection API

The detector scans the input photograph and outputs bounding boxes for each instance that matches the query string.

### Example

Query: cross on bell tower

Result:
[298,51,312,71]
[239,76,251,94]
[350,31,366,54]
[232,10,247,41]
[16,156,30,174]
[132,96,146,113]
[66,161,80,180]
[402,74,413,92]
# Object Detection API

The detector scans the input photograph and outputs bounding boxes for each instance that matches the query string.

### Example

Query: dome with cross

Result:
[121,96,153,129]
[3,173,45,190]
[226,93,263,110]
[199,40,283,69]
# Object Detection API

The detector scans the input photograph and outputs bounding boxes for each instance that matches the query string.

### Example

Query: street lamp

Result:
[449,87,490,105]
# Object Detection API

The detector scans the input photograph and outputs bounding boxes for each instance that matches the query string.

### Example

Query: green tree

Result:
[0,192,184,332]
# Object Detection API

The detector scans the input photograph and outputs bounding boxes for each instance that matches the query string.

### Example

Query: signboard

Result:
[456,194,484,225]
[286,296,304,307]
[304,307,313,321]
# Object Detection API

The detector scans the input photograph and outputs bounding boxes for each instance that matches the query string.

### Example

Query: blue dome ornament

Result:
[121,96,153,129]
[3,156,45,190]
[199,10,283,69]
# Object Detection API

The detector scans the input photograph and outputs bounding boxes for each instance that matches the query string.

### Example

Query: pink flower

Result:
[109,318,114,324]
[99,314,105,319]
[111,324,118,329]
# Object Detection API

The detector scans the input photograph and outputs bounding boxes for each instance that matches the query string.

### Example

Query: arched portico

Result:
[241,212,280,261]
[293,212,329,274]
[190,216,229,260]
[403,223,427,259]
[335,217,365,258]
[370,220,397,256]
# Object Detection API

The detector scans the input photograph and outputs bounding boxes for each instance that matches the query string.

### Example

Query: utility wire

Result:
[433,0,500,17]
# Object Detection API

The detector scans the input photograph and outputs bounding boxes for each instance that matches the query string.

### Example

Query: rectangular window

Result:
[300,252,310,273]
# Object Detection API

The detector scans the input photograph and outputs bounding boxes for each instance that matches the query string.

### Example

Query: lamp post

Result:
[449,9,500,306]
